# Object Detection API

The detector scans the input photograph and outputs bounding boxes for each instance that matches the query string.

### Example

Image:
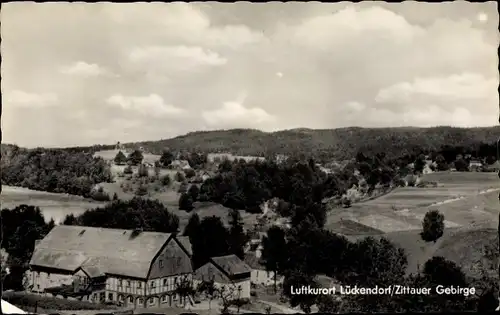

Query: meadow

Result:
[1,185,105,223]
[326,171,500,278]
[326,171,499,234]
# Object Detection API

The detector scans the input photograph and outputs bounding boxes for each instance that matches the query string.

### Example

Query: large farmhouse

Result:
[28,225,193,309]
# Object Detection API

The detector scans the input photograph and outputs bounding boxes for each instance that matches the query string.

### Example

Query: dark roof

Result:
[243,253,264,270]
[30,225,172,279]
[210,254,251,276]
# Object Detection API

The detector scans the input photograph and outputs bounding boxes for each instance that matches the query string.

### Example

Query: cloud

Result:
[202,100,276,130]
[5,90,58,108]
[106,94,185,116]
[127,45,227,73]
[343,102,494,128]
[60,61,114,77]
[375,73,498,116]
[102,3,264,49]
[289,6,422,48]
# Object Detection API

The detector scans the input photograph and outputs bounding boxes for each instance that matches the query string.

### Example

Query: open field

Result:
[383,227,498,278]
[326,172,499,234]
[1,186,106,223]
[94,149,162,165]
[326,171,500,279]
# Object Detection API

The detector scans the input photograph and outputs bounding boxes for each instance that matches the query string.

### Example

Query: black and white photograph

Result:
[1,1,499,314]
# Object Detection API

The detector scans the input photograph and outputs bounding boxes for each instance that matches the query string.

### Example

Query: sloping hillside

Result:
[128,126,500,160]
[383,227,498,278]
[3,126,499,161]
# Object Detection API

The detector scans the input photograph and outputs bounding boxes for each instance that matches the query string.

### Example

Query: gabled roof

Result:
[210,254,252,276]
[30,225,172,279]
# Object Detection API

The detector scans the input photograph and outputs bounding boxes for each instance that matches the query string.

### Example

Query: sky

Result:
[1,2,499,147]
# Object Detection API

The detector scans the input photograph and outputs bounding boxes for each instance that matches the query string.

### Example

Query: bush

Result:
[185,168,196,179]
[175,171,186,182]
[188,185,200,201]
[135,185,148,196]
[421,210,445,243]
[2,292,116,311]
[161,175,172,186]
[123,165,133,175]
[137,164,149,177]
[90,187,110,201]
[178,182,188,194]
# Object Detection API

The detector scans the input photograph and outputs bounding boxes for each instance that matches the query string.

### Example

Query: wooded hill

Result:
[3,126,500,162]
[129,126,500,161]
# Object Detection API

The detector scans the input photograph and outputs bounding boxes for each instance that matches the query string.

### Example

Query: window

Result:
[161,295,168,303]
[99,292,105,302]
[163,278,167,286]
[159,259,163,268]
[128,296,134,304]
[137,298,144,305]
[173,294,178,301]
[150,281,155,289]
[148,297,155,305]
[118,280,122,287]
[126,280,131,287]
[108,293,113,301]
[137,282,142,289]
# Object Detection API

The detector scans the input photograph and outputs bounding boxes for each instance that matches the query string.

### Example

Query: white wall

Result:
[28,270,73,292]
[251,269,283,286]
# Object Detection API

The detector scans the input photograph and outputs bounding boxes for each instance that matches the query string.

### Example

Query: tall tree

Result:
[183,213,201,238]
[179,193,194,212]
[227,209,247,259]
[191,216,230,268]
[159,150,174,167]
[127,150,144,166]
[421,210,445,243]
[114,151,127,165]
[261,226,288,292]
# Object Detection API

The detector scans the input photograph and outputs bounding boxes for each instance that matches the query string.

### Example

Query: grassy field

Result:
[1,185,106,223]
[325,171,500,279]
[94,149,161,165]
[383,227,498,279]
[326,171,499,234]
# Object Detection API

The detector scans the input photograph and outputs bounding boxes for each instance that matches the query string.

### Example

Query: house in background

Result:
[469,159,483,172]
[243,253,283,287]
[193,255,251,301]
[28,225,193,309]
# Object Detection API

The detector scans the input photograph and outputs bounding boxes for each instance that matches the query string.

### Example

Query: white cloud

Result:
[375,73,498,117]
[102,3,264,48]
[60,61,114,77]
[289,6,423,49]
[202,100,276,129]
[376,73,497,103]
[5,90,58,108]
[106,94,185,116]
[346,102,494,128]
[128,45,227,73]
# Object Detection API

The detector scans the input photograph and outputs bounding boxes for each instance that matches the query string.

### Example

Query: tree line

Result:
[1,146,112,197]
[123,126,500,162]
